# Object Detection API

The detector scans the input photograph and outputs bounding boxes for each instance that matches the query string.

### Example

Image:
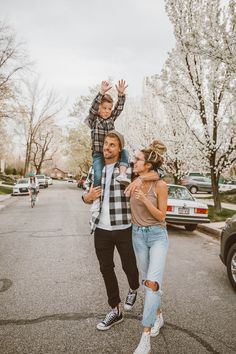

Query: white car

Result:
[166,184,210,231]
[219,181,236,193]
[12,178,29,195]
[46,176,53,185]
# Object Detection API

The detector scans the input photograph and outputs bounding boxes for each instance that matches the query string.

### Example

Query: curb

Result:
[197,224,221,238]
[0,194,12,202]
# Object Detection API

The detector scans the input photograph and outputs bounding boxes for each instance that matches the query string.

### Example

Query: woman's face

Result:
[133,151,149,174]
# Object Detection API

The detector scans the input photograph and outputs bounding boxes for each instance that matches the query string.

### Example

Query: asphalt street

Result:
[0,181,235,354]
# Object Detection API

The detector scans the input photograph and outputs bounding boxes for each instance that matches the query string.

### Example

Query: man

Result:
[82,130,139,330]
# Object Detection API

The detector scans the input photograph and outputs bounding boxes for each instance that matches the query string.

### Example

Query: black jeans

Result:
[94,227,139,308]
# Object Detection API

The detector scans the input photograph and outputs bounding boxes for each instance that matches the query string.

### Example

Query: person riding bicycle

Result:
[28,172,39,200]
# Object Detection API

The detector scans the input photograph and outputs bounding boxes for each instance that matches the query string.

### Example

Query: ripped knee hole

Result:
[144,280,159,292]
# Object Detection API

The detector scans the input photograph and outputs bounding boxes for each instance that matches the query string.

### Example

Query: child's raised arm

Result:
[112,79,128,121]
[85,81,112,127]
[115,79,128,96]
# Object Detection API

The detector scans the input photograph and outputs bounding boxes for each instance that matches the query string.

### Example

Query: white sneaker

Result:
[124,289,137,311]
[133,332,151,354]
[90,198,100,212]
[150,313,164,337]
[116,173,131,186]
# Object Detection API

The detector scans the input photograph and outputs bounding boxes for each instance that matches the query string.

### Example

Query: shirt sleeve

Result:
[111,94,126,122]
[84,92,103,128]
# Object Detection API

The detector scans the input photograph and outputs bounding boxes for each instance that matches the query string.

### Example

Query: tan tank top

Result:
[130,181,165,227]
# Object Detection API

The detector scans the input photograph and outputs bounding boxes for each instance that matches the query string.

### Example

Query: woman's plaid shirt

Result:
[84,163,132,233]
[84,92,125,154]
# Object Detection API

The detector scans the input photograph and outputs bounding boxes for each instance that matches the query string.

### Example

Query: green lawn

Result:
[220,189,236,204]
[208,205,236,222]
[0,186,13,195]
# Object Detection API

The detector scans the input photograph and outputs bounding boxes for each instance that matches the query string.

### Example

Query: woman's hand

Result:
[134,187,147,203]
[124,178,142,197]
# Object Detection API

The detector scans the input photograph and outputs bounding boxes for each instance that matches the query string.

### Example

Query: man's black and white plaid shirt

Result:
[84,92,125,154]
[84,162,132,233]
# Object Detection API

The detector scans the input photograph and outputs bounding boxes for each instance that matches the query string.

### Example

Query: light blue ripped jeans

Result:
[132,224,169,328]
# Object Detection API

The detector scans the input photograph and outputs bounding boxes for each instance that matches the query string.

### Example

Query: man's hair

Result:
[101,94,113,105]
[105,132,122,150]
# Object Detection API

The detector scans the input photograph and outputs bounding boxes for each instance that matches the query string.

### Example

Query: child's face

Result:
[98,101,113,119]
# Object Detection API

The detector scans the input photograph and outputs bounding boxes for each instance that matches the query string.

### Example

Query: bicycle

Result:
[30,188,38,208]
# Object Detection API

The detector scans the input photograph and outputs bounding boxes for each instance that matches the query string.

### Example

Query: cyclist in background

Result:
[28,173,39,201]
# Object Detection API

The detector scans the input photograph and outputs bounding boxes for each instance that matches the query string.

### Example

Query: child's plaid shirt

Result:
[84,92,125,154]
[84,162,132,233]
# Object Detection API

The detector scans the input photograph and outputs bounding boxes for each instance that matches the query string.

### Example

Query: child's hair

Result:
[101,94,113,105]
[141,140,167,171]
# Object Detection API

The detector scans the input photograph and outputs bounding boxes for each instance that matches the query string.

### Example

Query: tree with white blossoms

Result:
[160,0,236,212]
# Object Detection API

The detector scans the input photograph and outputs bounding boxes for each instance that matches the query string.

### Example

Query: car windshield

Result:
[17,179,28,184]
[36,175,44,179]
[168,186,194,201]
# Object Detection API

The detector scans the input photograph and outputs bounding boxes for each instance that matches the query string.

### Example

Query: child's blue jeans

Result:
[93,149,129,187]
[132,224,169,328]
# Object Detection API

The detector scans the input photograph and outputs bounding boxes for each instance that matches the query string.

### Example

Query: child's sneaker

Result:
[124,289,137,311]
[150,312,164,337]
[90,198,100,212]
[116,173,131,186]
[96,309,123,330]
[133,332,151,354]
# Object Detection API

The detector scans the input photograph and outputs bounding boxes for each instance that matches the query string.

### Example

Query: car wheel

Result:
[190,186,198,194]
[185,224,197,231]
[226,243,236,291]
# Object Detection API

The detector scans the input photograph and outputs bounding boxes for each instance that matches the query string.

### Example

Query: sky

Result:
[1,0,175,107]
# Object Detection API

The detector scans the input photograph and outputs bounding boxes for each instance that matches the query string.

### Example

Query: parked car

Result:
[12,178,29,195]
[35,175,48,188]
[46,176,53,185]
[220,215,236,291]
[180,176,212,194]
[166,184,210,231]
[68,177,74,183]
[219,180,236,193]
[77,176,87,189]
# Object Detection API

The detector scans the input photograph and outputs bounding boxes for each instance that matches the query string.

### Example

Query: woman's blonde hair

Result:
[141,140,167,170]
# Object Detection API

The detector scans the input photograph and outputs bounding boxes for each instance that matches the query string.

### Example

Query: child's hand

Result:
[116,80,128,95]
[100,81,112,94]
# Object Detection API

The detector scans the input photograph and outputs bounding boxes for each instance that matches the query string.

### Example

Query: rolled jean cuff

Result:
[119,162,129,168]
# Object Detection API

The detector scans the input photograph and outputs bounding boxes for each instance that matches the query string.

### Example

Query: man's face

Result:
[98,102,113,119]
[103,136,121,161]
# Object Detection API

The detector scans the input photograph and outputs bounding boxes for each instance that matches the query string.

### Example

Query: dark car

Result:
[77,176,87,190]
[220,214,236,291]
[180,176,212,194]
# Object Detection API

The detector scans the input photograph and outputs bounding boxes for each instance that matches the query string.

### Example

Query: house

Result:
[50,167,68,179]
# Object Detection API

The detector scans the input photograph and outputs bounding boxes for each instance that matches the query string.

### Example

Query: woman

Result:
[130,140,169,354]
[28,174,39,201]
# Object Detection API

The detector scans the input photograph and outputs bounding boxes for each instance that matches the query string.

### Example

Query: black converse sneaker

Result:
[96,309,123,331]
[124,289,137,311]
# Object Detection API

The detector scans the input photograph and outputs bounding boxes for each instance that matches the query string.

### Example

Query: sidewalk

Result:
[195,197,236,237]
[197,221,225,238]
[196,198,236,211]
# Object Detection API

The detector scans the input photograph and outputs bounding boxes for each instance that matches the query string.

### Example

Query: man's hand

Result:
[84,185,101,203]
[100,81,112,95]
[115,79,128,96]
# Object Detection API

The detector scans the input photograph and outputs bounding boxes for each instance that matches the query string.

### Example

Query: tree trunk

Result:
[211,168,222,213]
